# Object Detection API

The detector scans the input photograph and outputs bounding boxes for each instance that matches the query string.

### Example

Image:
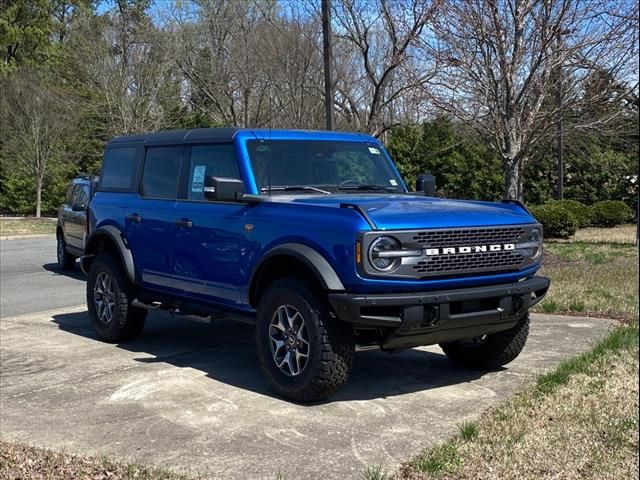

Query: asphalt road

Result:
[0,237,86,318]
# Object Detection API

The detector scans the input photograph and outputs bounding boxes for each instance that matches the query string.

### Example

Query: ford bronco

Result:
[82,128,549,401]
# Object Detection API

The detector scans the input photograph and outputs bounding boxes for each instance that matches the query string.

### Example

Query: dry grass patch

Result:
[0,441,204,480]
[533,242,638,322]
[0,218,56,237]
[395,325,639,480]
[570,224,637,244]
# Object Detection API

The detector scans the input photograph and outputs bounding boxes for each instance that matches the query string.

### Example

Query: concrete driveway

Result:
[0,300,613,479]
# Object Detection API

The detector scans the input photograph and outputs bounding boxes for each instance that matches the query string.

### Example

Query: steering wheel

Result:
[339,179,362,188]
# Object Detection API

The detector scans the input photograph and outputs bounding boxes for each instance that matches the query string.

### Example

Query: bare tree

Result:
[331,0,440,136]
[430,0,639,200]
[70,2,180,136]
[0,69,74,216]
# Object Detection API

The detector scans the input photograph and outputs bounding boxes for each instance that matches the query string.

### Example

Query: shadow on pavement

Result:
[42,262,86,281]
[51,309,487,403]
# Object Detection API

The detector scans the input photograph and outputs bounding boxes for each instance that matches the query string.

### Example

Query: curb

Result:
[0,234,56,241]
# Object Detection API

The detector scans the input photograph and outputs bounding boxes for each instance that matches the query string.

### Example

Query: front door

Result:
[172,144,249,309]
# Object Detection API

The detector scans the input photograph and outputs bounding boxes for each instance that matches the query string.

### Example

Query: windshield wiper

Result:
[337,184,397,193]
[260,185,332,195]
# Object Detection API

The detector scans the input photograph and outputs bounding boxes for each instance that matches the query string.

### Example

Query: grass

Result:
[532,230,639,322]
[0,441,201,480]
[396,323,639,480]
[569,223,637,244]
[0,217,57,237]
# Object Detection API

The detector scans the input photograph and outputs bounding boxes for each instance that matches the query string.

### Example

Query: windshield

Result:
[247,140,405,194]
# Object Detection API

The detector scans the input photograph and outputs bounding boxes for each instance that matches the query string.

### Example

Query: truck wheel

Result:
[86,253,146,343]
[255,277,354,402]
[440,314,530,370]
[57,234,76,270]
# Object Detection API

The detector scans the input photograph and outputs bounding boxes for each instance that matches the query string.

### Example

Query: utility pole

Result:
[322,0,334,131]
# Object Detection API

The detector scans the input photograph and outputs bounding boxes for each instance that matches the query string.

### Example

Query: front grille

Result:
[361,224,538,279]
[412,250,523,275]
[411,227,525,247]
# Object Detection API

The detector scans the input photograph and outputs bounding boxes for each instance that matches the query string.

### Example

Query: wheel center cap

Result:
[287,335,296,346]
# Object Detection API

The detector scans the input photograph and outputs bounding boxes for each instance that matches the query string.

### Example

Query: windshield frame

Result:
[242,137,408,195]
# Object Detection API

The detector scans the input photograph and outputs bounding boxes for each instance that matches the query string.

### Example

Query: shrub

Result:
[590,200,635,227]
[529,204,578,239]
[550,200,593,227]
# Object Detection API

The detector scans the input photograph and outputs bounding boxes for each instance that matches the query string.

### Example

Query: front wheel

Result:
[86,253,146,343]
[255,277,354,402]
[440,314,530,370]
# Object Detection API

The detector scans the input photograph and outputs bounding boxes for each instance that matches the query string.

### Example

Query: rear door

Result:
[125,146,183,293]
[172,143,248,308]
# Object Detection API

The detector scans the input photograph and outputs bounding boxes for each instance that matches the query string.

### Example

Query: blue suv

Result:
[82,128,550,401]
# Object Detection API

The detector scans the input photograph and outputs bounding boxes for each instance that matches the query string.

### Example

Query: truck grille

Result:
[412,250,524,275]
[411,227,525,248]
[361,224,538,279]
[409,226,527,277]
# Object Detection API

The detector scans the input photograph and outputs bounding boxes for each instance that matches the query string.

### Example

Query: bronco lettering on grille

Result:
[424,244,516,256]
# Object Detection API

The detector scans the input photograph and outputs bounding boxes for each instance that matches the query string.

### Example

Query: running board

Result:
[130,298,255,325]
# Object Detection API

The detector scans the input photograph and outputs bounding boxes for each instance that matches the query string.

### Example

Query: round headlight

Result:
[368,236,402,272]
[529,229,543,260]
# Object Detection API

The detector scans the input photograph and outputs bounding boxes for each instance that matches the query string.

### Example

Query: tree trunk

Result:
[35,180,43,218]
[504,161,521,201]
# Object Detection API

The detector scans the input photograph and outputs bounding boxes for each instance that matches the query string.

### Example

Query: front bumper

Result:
[328,276,550,350]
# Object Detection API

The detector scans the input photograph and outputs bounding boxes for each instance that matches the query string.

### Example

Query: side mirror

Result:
[204,176,245,201]
[416,174,436,196]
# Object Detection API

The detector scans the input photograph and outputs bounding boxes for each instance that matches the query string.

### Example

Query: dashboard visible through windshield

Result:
[246,139,405,194]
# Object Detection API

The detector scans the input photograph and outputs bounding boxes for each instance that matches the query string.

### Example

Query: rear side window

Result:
[101,147,138,190]
[187,144,239,200]
[141,147,183,199]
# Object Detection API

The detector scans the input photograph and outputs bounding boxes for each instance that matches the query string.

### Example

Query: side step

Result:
[130,298,255,325]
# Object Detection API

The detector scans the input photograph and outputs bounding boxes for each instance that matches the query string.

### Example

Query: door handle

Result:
[126,214,142,223]
[174,219,193,228]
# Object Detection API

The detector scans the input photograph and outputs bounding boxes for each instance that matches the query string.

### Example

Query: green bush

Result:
[590,200,635,227]
[550,200,593,227]
[529,204,579,239]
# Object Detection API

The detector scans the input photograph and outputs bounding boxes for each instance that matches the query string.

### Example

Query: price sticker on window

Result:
[192,165,206,192]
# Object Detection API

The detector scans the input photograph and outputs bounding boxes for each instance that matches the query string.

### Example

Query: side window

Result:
[101,147,138,190]
[141,147,182,199]
[73,184,90,209]
[187,144,239,200]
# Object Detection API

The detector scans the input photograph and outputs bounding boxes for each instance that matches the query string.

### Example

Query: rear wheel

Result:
[86,253,146,343]
[255,277,354,402]
[440,314,530,369]
[56,234,76,270]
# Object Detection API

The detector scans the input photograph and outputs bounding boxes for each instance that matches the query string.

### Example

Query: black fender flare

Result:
[249,243,345,305]
[82,225,136,283]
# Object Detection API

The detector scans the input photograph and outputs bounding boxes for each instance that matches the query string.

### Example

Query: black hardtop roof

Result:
[108,127,241,145]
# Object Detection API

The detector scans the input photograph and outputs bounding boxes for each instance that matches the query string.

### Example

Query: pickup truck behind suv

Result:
[82,128,549,401]
[57,175,98,270]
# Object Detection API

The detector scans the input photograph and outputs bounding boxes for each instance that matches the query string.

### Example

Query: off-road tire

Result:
[86,253,146,343]
[255,277,354,402]
[57,234,76,270]
[440,314,530,370]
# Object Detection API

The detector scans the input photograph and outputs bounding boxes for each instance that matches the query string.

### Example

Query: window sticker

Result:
[192,165,206,192]
[389,179,398,186]
[368,147,380,155]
